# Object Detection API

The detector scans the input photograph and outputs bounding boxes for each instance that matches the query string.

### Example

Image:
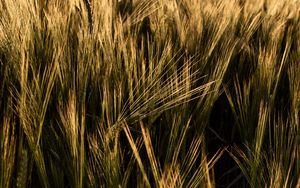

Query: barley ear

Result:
[84,0,93,32]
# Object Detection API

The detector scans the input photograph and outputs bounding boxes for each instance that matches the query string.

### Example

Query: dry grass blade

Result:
[140,121,161,187]
[123,122,151,187]
[0,98,17,188]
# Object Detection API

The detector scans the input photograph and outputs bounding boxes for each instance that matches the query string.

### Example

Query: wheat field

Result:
[0,0,299,187]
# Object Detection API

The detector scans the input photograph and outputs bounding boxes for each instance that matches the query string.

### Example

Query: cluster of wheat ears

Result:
[0,0,299,187]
